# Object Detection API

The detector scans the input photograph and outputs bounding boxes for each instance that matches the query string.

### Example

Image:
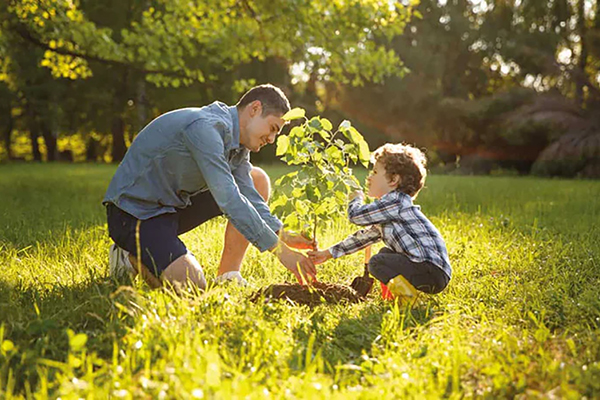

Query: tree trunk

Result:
[111,69,129,163]
[26,106,43,162]
[111,116,126,162]
[3,103,13,160]
[30,130,42,161]
[592,0,600,109]
[41,122,58,162]
[596,0,600,32]
[575,0,587,107]
[86,136,98,162]
[136,78,148,133]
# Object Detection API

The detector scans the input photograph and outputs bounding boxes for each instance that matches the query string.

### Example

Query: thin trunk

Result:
[136,78,148,133]
[111,0,137,162]
[111,116,126,162]
[30,130,42,161]
[312,214,317,245]
[593,0,600,108]
[86,136,98,162]
[111,69,129,163]
[575,0,587,107]
[41,122,58,162]
[3,103,13,160]
[26,106,42,161]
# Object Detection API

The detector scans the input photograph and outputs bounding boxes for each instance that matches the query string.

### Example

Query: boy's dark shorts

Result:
[106,190,223,277]
[368,247,450,294]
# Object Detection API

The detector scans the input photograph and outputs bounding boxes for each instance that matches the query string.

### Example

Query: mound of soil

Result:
[250,282,363,306]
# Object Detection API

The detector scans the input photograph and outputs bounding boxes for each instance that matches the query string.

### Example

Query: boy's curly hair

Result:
[371,143,427,198]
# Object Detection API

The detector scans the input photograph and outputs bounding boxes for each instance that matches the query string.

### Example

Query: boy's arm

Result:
[347,192,401,226]
[329,225,381,258]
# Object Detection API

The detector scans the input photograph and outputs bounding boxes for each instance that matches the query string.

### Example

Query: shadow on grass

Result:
[290,299,438,372]
[322,304,383,366]
[0,277,135,394]
[0,164,113,248]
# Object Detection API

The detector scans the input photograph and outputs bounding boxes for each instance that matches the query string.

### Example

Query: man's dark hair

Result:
[236,84,291,117]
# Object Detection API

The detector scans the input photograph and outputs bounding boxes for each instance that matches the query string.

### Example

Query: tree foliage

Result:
[0,0,415,161]
[4,0,413,87]
[327,0,600,175]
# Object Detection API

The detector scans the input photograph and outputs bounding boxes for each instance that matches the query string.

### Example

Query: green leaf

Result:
[282,108,305,121]
[284,213,299,229]
[273,198,294,216]
[317,130,331,140]
[344,176,362,190]
[1,340,14,353]
[321,118,333,131]
[339,120,351,130]
[292,187,304,198]
[347,127,363,144]
[358,139,371,167]
[289,126,304,137]
[270,195,288,209]
[308,117,322,131]
[69,333,88,352]
[276,135,290,156]
[274,171,297,186]
[343,143,356,154]
[315,197,336,215]
[306,185,321,202]
[295,199,310,215]
[325,146,342,161]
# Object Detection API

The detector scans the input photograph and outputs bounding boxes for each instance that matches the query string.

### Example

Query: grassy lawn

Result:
[1,163,599,398]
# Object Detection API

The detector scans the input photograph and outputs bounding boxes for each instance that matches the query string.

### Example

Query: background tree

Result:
[1,0,599,177]
[326,0,600,176]
[1,0,413,161]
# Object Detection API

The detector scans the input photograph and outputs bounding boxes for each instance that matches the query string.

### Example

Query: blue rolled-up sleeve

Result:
[232,158,283,234]
[182,119,279,252]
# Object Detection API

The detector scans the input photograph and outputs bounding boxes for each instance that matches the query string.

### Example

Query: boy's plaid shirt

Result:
[329,190,452,279]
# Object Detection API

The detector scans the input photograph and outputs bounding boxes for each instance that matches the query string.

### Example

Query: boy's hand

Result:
[349,190,364,201]
[281,230,317,250]
[307,249,333,265]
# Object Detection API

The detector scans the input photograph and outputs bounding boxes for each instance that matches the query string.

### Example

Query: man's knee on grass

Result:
[128,252,206,291]
[161,252,207,291]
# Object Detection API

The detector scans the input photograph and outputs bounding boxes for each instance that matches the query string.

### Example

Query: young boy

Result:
[308,143,451,298]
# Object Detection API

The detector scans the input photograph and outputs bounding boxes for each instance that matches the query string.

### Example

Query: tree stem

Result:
[313,213,317,243]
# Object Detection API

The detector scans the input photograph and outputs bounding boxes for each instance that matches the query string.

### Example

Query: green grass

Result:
[1,163,599,398]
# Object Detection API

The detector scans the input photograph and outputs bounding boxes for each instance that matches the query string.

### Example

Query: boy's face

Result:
[367,161,400,198]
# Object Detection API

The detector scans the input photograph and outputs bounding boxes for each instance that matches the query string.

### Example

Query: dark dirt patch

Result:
[250,282,363,306]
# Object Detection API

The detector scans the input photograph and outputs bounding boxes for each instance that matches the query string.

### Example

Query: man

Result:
[103,84,316,289]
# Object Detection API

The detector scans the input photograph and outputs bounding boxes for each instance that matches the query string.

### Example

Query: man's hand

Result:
[273,242,317,284]
[307,249,332,265]
[281,230,317,250]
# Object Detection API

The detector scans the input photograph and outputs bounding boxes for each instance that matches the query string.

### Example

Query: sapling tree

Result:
[271,108,371,242]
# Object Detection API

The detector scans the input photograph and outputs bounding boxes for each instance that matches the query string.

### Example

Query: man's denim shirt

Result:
[103,101,283,252]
